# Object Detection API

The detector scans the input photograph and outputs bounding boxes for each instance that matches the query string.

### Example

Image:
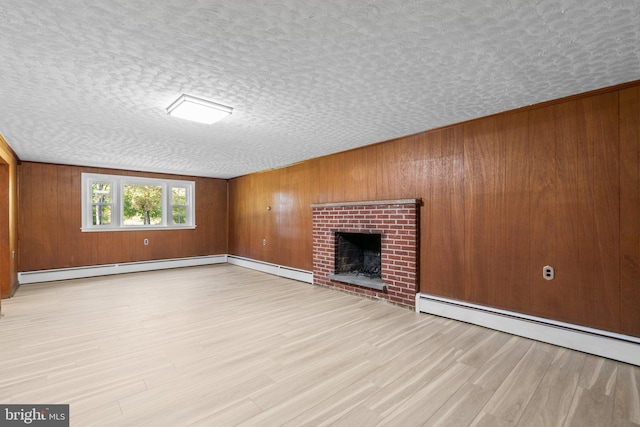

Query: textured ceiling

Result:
[0,1,638,179]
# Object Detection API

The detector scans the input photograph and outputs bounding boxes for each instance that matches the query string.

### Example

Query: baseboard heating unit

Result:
[417,293,640,366]
[227,256,313,284]
[18,255,313,286]
[18,255,228,284]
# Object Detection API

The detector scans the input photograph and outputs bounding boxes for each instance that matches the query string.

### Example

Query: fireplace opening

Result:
[329,232,385,291]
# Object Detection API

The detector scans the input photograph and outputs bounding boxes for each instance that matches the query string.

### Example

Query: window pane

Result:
[91,182,111,203]
[172,187,186,205]
[92,205,111,225]
[172,206,187,224]
[123,184,163,226]
[82,173,195,231]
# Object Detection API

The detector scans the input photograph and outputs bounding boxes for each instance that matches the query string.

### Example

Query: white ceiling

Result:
[0,1,638,179]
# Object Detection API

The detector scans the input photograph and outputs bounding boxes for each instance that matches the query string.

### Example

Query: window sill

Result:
[81,225,197,232]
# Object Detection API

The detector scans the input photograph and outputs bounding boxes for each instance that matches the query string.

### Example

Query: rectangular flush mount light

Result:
[166,94,232,124]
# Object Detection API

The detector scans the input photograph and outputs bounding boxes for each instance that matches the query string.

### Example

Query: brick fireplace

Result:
[311,199,420,308]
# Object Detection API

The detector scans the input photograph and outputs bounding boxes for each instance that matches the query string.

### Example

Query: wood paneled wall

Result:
[0,134,19,299]
[229,81,640,337]
[18,163,228,272]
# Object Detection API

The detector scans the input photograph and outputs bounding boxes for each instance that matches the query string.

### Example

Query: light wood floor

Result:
[1,265,639,426]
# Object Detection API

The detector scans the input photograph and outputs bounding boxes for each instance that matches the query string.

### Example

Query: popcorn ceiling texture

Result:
[0,1,638,178]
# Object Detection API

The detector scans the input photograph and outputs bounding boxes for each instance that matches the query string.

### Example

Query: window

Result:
[82,173,195,231]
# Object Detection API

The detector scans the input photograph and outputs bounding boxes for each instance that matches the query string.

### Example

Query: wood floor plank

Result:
[0,264,637,426]
[471,341,556,424]
[565,386,615,427]
[376,362,477,425]
[614,364,640,425]
[469,335,533,391]
[423,383,494,426]
[517,348,586,426]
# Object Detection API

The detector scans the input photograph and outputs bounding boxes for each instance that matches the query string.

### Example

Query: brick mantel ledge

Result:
[311,199,421,208]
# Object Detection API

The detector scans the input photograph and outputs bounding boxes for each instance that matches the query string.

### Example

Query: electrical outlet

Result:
[262,238,267,246]
[144,238,149,246]
[543,265,554,280]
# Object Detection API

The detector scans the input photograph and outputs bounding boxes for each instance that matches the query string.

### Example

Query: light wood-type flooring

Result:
[1,264,639,426]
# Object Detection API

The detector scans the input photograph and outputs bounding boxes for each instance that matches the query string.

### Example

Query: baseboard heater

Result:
[417,293,640,366]
[18,255,228,284]
[18,255,313,286]
[227,255,313,284]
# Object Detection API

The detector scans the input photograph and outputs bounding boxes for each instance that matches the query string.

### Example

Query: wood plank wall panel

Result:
[447,126,466,299]
[501,111,530,313]
[226,81,640,337]
[580,93,620,332]
[0,164,8,299]
[261,169,278,264]
[278,164,313,270]
[42,164,58,267]
[463,118,506,307]
[20,163,46,270]
[0,134,19,299]
[194,177,228,256]
[376,137,417,200]
[342,148,372,203]
[620,86,640,337]
[528,106,558,319]
[228,177,250,260]
[416,128,465,300]
[18,163,228,272]
[56,166,77,266]
[416,130,440,297]
[554,100,582,324]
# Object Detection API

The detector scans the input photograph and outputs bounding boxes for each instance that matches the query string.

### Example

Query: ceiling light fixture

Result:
[166,94,232,124]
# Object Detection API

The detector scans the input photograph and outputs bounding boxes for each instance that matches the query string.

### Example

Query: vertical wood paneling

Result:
[0,134,19,300]
[23,163,45,270]
[200,177,228,256]
[376,143,397,200]
[18,163,33,271]
[337,149,363,202]
[56,166,75,267]
[464,118,504,306]
[418,127,465,299]
[42,164,58,267]
[463,123,476,302]
[528,106,557,319]
[0,163,8,299]
[554,100,582,324]
[448,125,466,298]
[501,111,530,312]
[310,156,331,204]
[394,136,418,198]
[262,169,280,264]
[228,178,249,257]
[417,129,442,295]
[620,86,640,336]
[278,164,313,270]
[18,163,228,272]
[580,93,620,331]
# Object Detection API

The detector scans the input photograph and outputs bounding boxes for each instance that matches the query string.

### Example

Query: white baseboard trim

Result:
[227,256,313,284]
[18,255,229,284]
[417,293,640,366]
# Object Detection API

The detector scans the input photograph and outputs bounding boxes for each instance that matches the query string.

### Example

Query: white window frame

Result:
[81,173,196,231]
